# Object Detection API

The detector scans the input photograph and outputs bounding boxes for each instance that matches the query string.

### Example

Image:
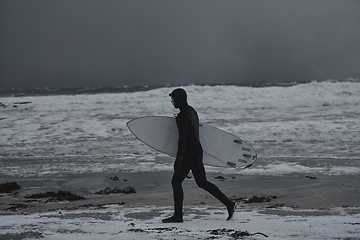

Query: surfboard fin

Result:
[238,159,248,164]
[227,161,237,167]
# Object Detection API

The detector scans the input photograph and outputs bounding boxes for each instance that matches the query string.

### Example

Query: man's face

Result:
[171,97,175,107]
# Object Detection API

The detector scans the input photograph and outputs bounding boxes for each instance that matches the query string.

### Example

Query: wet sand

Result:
[1,170,359,216]
[1,168,360,240]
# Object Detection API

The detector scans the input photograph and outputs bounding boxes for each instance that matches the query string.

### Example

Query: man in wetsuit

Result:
[162,88,237,223]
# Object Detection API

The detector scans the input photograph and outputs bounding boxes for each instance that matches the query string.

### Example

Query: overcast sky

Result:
[1,0,360,90]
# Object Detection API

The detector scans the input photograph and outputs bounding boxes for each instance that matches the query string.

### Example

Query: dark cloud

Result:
[1,0,360,89]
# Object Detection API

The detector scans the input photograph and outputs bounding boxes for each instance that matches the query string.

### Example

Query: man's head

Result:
[169,88,187,108]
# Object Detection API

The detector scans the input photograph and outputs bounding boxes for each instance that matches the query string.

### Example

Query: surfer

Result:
[162,88,237,223]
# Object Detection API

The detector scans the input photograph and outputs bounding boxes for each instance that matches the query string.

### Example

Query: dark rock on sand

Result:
[208,228,269,238]
[14,101,32,105]
[24,190,86,202]
[214,176,226,181]
[0,182,21,193]
[303,175,318,179]
[231,195,278,204]
[110,176,128,181]
[6,203,32,211]
[95,187,136,195]
[244,195,277,203]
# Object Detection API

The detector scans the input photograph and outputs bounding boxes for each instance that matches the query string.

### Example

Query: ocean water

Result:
[1,80,359,177]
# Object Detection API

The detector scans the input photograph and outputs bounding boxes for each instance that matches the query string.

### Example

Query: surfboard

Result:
[126,116,257,169]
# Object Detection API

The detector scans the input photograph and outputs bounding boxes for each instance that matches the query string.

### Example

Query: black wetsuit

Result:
[169,89,233,218]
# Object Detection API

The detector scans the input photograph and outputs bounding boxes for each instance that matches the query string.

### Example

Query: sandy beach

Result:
[1,170,360,214]
[1,165,359,239]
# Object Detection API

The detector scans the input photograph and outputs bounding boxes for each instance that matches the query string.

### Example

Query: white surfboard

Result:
[126,116,257,169]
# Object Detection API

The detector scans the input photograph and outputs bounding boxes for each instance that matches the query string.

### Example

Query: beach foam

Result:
[1,80,359,175]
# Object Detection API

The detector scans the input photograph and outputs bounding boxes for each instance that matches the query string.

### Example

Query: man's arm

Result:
[176,112,188,158]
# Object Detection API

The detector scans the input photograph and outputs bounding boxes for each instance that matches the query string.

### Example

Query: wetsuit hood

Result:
[169,88,187,108]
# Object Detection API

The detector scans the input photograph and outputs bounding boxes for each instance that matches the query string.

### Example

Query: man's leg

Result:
[191,159,237,220]
[162,169,189,223]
